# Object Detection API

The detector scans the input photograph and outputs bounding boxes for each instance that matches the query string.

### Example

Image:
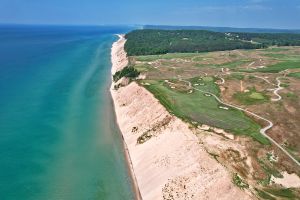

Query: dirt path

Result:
[229,73,284,102]
[271,77,284,101]
[247,61,255,69]
[178,79,300,167]
[219,77,225,84]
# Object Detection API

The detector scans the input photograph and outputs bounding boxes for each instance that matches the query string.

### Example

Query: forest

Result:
[124,29,300,56]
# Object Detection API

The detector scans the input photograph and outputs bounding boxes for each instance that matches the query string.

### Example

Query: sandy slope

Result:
[110,35,253,200]
[111,34,128,75]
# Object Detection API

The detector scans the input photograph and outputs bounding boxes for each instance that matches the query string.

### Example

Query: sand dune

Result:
[110,35,253,200]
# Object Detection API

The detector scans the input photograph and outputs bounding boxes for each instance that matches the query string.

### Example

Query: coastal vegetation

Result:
[233,173,249,189]
[115,30,300,199]
[113,66,140,82]
[255,188,276,200]
[141,79,269,144]
[125,29,300,56]
[123,29,300,196]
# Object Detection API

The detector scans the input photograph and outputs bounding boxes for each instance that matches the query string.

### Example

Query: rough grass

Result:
[216,60,251,68]
[257,157,284,187]
[142,79,269,144]
[256,61,300,73]
[263,53,289,59]
[262,47,289,52]
[227,73,245,80]
[135,53,202,62]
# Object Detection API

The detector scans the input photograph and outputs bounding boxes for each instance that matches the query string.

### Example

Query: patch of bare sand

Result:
[111,34,128,74]
[110,35,253,200]
[271,172,300,188]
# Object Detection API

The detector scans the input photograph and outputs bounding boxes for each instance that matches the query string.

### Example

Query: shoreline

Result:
[110,34,142,200]
[110,34,253,200]
[109,92,142,200]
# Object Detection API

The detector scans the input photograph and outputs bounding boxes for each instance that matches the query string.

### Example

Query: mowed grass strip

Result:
[142,79,269,144]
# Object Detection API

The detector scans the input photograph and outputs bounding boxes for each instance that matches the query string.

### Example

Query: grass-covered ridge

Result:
[113,66,140,82]
[125,29,300,56]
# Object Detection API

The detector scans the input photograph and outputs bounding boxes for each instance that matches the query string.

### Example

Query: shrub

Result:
[113,66,140,82]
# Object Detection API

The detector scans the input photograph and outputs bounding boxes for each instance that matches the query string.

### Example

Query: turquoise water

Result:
[0,25,134,199]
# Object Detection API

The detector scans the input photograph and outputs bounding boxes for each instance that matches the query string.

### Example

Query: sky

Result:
[0,0,300,29]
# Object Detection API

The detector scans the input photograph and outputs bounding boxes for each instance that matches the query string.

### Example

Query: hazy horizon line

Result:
[1,22,300,31]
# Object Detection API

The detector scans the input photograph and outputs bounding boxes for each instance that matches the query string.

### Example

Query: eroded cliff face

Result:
[110,35,253,200]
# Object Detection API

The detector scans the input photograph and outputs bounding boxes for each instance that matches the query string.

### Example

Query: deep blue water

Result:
[0,25,135,199]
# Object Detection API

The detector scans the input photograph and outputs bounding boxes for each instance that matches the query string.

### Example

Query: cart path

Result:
[174,78,300,167]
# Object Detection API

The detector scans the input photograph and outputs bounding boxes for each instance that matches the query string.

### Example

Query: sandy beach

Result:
[110,35,253,200]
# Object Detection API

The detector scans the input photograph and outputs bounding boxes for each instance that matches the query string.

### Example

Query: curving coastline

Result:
[110,35,253,200]
[110,34,142,200]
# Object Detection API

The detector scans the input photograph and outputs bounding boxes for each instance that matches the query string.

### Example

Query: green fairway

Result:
[190,76,220,95]
[234,89,269,105]
[142,79,269,144]
[249,92,265,99]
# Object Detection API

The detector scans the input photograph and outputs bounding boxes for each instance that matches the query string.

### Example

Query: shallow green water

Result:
[0,25,134,199]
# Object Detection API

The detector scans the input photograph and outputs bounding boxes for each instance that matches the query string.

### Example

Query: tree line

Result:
[124,29,300,56]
